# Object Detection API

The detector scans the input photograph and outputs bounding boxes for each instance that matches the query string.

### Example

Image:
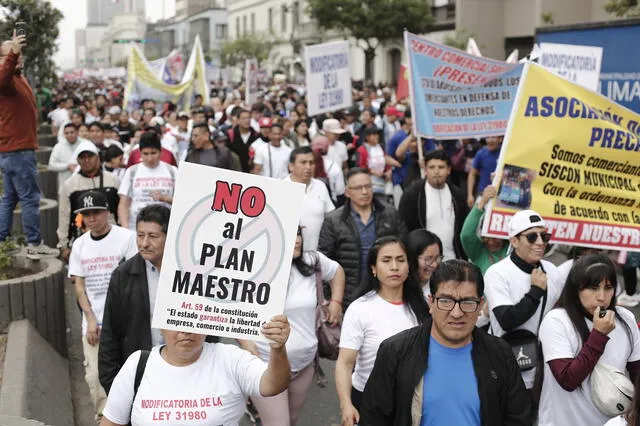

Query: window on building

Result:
[216,24,228,40]
[281,4,288,33]
[268,8,273,32]
[243,15,247,35]
[236,17,240,38]
[251,13,255,33]
[292,1,300,28]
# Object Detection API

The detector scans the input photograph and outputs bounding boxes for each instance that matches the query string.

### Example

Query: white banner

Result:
[304,40,352,116]
[151,163,305,342]
[539,42,603,91]
[245,59,259,106]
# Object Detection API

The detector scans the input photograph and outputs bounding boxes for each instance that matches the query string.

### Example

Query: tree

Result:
[307,0,434,83]
[443,29,476,51]
[219,34,278,68]
[604,0,640,17]
[0,0,63,86]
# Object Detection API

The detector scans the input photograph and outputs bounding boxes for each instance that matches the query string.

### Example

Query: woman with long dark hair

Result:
[335,236,429,426]
[294,119,310,148]
[239,228,345,426]
[538,253,640,426]
[406,229,443,297]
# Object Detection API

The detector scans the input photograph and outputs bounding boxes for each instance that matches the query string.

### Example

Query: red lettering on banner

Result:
[410,39,443,59]
[211,181,266,217]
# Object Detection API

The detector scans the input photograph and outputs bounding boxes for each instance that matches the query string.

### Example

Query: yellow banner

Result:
[483,63,640,250]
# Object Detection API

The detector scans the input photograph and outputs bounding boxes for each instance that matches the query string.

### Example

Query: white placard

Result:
[245,59,259,106]
[151,163,305,342]
[304,40,353,116]
[539,42,603,91]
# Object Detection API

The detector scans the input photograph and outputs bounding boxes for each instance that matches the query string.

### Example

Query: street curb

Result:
[0,320,72,426]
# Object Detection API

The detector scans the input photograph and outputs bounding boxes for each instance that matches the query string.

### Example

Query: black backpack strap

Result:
[134,350,150,396]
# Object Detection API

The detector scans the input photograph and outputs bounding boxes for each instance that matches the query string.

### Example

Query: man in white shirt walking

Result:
[284,146,334,251]
[252,123,292,179]
[68,191,137,420]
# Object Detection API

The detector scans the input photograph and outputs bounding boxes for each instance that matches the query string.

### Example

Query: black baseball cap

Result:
[74,191,109,214]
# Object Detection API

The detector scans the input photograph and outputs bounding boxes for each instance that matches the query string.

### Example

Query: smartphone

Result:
[598,308,608,318]
[15,21,27,37]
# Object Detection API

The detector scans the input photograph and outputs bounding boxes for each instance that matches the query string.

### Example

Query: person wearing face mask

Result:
[484,209,562,394]
[538,254,640,426]
[360,260,531,425]
[406,229,443,298]
[239,228,345,426]
[335,236,429,426]
[460,185,508,274]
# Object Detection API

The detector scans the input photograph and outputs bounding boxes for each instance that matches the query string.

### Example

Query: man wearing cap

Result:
[322,118,349,172]
[186,123,238,170]
[311,134,345,205]
[68,191,137,419]
[484,209,562,394]
[173,112,191,160]
[382,105,402,146]
[57,141,120,261]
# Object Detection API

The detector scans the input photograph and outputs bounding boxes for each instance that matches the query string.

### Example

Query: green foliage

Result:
[0,0,63,86]
[219,33,278,68]
[443,29,476,51]
[0,239,17,280]
[307,0,434,81]
[541,12,555,25]
[604,0,640,17]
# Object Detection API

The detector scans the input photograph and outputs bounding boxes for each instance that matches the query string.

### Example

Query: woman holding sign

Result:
[99,317,291,426]
[240,228,345,426]
[336,236,429,426]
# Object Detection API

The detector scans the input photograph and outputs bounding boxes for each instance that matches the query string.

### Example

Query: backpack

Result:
[128,350,150,426]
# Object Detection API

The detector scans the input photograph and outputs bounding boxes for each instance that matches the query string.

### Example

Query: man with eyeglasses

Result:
[361,260,531,425]
[319,167,406,310]
[484,209,561,394]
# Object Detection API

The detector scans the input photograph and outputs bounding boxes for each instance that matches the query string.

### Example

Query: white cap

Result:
[108,106,121,115]
[73,141,100,160]
[150,116,165,127]
[322,118,346,135]
[508,210,546,238]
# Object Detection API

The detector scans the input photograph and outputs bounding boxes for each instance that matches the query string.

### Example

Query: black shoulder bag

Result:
[501,292,547,371]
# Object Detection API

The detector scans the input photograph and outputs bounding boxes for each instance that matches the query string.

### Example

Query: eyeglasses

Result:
[520,232,552,244]
[435,297,481,313]
[348,184,373,192]
[418,255,444,266]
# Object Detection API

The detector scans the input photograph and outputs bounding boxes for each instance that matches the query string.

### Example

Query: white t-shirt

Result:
[256,252,339,372]
[284,176,335,251]
[365,144,386,194]
[556,259,573,289]
[161,133,179,159]
[340,291,419,391]
[68,226,138,335]
[538,307,640,426]
[484,257,561,388]
[326,141,348,166]
[253,143,292,179]
[119,162,177,230]
[323,157,345,202]
[103,343,267,426]
[424,182,456,260]
[50,108,69,128]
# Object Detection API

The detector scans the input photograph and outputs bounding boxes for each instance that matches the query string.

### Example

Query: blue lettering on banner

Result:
[319,90,344,110]
[309,53,349,74]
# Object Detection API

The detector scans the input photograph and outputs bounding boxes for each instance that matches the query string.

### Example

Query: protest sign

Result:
[404,31,523,139]
[482,63,640,251]
[539,42,603,91]
[245,59,259,106]
[304,40,352,116]
[152,163,305,341]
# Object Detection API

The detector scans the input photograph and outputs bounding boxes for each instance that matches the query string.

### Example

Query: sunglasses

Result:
[520,232,552,244]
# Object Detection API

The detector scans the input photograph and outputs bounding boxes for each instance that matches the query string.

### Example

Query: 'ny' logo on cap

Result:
[83,196,94,208]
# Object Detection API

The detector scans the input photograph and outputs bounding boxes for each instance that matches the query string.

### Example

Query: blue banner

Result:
[537,23,640,114]
[404,32,523,139]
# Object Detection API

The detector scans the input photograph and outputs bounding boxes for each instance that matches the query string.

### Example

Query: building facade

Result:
[176,0,222,19]
[87,0,145,25]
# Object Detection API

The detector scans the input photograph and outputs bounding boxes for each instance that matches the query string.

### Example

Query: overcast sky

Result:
[49,0,176,68]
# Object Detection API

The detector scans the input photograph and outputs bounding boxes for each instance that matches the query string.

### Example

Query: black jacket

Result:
[227,125,259,172]
[99,254,152,394]
[318,198,407,307]
[318,198,407,309]
[361,320,531,426]
[398,179,468,260]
